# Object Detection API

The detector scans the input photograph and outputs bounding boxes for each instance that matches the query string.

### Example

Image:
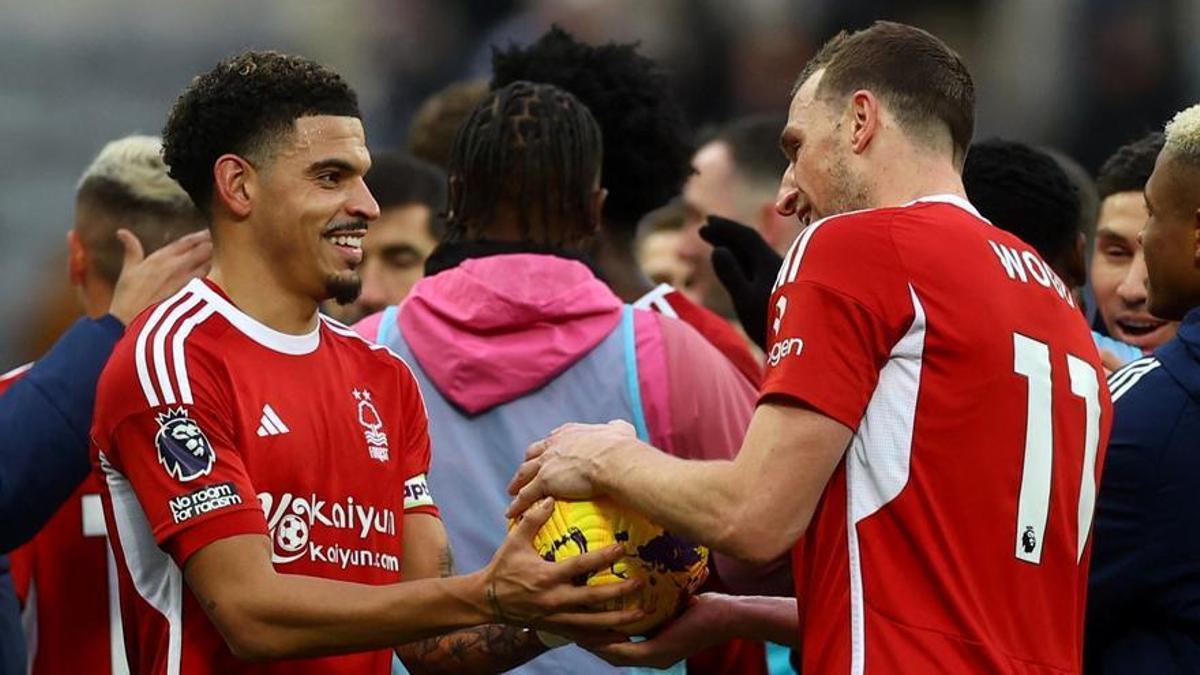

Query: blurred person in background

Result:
[322,151,445,324]
[357,79,759,675]
[636,200,693,290]
[964,137,1146,368]
[964,138,1087,291]
[679,114,796,320]
[1086,103,1200,674]
[405,79,489,171]
[492,26,762,387]
[0,135,212,674]
[1092,133,1178,356]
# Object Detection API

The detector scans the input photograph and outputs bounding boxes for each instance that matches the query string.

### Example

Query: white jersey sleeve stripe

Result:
[774,239,798,293]
[172,305,216,406]
[628,282,676,317]
[100,452,184,675]
[1105,356,1157,391]
[1110,360,1161,402]
[151,293,205,406]
[0,362,33,383]
[785,220,825,285]
[135,290,195,407]
[846,283,927,675]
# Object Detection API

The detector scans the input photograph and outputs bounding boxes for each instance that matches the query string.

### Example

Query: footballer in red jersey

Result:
[509,22,1111,675]
[92,51,638,675]
[7,134,211,675]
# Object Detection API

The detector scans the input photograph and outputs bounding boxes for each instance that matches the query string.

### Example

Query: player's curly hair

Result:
[491,26,694,240]
[1096,132,1165,201]
[162,50,360,215]
[445,81,602,248]
[964,138,1080,267]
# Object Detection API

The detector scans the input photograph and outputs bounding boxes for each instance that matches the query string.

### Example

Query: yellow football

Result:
[519,497,708,635]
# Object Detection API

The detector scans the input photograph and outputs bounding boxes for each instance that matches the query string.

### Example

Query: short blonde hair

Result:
[1163,104,1200,165]
[76,134,205,285]
[77,135,194,208]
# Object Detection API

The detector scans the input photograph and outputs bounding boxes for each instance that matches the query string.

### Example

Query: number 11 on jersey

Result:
[1012,333,1102,565]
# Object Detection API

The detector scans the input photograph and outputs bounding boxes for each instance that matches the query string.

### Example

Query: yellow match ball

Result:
[521,497,708,635]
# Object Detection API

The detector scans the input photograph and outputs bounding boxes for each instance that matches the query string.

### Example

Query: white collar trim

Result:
[907,193,986,220]
[191,279,321,355]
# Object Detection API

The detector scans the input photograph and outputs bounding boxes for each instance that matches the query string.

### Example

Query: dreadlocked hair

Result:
[492,26,694,240]
[444,80,602,248]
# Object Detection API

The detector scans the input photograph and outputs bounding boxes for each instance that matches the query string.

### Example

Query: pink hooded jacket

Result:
[355,254,755,461]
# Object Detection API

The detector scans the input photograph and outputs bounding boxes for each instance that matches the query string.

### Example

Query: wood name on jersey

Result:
[988,240,1077,309]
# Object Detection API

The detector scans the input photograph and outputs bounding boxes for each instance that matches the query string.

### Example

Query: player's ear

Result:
[66,229,87,287]
[213,154,255,220]
[848,89,881,155]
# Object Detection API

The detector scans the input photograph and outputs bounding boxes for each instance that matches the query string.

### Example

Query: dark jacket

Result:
[1086,308,1200,673]
[0,315,123,673]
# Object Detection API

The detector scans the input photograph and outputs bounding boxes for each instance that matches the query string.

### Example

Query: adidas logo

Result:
[256,404,290,437]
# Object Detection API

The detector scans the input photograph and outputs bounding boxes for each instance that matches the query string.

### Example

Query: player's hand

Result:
[505,420,639,519]
[699,216,782,350]
[109,229,213,325]
[481,497,644,631]
[587,594,732,668]
[1099,349,1125,375]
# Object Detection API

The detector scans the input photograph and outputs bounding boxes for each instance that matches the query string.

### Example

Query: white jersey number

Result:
[1012,334,1102,565]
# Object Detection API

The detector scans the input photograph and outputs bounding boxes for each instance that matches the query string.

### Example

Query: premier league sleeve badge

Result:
[155,408,216,482]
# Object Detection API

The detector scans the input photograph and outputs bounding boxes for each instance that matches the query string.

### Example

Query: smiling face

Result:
[776,69,872,228]
[1091,190,1178,349]
[252,115,380,305]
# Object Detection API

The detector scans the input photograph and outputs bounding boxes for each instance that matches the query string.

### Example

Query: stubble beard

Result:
[823,153,873,217]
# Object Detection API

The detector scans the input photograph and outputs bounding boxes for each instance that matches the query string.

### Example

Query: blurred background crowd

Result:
[3,0,1200,367]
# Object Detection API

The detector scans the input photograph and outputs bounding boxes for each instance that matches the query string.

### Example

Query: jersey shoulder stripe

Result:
[1107,356,1161,402]
[773,203,902,293]
[134,287,211,408]
[0,362,32,384]
[633,284,679,318]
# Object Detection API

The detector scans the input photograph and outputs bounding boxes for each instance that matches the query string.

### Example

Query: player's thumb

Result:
[513,497,555,541]
[116,229,146,269]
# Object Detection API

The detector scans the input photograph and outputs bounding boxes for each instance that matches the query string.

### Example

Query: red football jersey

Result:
[635,283,763,385]
[91,278,438,675]
[10,478,124,675]
[4,362,127,675]
[762,196,1111,674]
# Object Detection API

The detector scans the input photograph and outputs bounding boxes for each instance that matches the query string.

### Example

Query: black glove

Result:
[699,216,783,351]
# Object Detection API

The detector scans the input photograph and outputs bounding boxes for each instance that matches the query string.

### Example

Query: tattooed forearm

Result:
[395,625,546,675]
[438,544,455,578]
[395,543,546,673]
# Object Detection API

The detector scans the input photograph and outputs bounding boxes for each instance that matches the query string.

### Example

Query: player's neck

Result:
[207,257,320,336]
[79,275,114,320]
[873,155,966,210]
[593,229,653,303]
